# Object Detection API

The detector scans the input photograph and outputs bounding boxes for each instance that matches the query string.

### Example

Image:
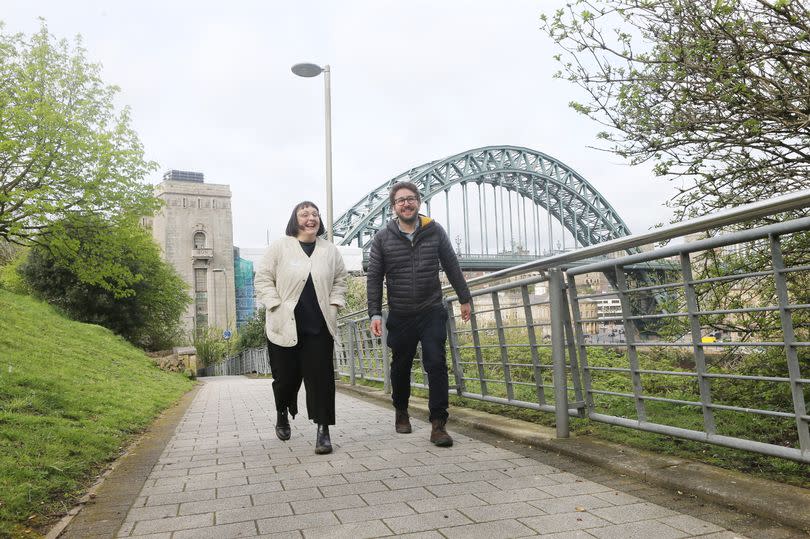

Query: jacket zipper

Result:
[410,237,416,301]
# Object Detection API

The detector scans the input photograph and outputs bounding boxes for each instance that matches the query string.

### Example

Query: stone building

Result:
[145,170,236,335]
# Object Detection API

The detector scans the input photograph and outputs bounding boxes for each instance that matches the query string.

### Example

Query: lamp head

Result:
[291,63,324,77]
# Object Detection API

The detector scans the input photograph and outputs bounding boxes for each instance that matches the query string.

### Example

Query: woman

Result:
[254,201,347,454]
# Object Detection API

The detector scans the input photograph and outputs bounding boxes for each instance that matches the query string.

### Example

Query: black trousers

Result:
[385,306,449,421]
[267,332,335,425]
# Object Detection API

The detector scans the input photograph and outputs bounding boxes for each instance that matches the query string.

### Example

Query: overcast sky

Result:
[3,0,674,247]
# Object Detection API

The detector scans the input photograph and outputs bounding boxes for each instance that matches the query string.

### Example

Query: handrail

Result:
[461,189,810,289]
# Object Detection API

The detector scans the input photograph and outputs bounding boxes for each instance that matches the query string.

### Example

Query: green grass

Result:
[0,289,194,538]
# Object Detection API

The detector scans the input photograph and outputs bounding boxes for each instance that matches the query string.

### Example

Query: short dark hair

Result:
[285,201,326,237]
[389,181,421,206]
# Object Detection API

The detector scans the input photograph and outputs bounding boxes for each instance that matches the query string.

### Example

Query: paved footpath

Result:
[91,376,801,538]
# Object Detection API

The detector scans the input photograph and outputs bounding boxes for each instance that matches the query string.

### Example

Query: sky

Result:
[2,0,675,248]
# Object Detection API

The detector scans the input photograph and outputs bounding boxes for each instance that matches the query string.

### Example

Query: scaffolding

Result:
[233,249,255,329]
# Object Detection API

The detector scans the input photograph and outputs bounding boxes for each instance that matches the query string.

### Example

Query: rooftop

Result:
[162,170,204,183]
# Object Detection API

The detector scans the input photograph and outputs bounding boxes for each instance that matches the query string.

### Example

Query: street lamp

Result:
[291,62,333,242]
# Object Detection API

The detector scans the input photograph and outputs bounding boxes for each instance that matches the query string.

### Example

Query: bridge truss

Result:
[333,146,633,264]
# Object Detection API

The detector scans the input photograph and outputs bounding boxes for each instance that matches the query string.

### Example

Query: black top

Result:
[294,240,327,336]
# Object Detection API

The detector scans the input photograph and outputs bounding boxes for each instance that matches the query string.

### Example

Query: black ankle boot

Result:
[315,424,332,454]
[275,409,291,441]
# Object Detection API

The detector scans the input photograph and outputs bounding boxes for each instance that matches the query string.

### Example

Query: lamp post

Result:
[291,62,333,242]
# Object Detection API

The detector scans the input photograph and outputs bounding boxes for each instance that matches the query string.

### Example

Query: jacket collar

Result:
[388,214,433,234]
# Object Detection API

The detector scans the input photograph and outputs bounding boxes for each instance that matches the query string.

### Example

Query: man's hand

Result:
[370,318,383,337]
[460,303,471,322]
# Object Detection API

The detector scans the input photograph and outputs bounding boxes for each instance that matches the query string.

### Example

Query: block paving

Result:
[81,376,802,538]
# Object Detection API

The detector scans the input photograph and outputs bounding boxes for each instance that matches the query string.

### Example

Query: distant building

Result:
[595,296,622,320]
[233,247,255,329]
[236,247,267,268]
[145,170,236,335]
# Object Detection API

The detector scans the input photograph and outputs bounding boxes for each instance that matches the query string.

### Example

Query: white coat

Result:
[254,236,347,347]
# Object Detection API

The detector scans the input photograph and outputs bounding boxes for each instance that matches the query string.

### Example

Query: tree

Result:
[235,308,267,352]
[541,0,810,220]
[20,216,190,350]
[344,275,369,314]
[0,21,158,245]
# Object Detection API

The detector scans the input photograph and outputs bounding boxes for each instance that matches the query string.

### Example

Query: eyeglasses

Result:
[297,211,320,219]
[393,196,419,206]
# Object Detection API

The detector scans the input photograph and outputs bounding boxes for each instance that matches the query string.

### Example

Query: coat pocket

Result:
[267,304,293,334]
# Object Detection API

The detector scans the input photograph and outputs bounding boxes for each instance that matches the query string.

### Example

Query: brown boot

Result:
[395,409,412,434]
[430,418,453,447]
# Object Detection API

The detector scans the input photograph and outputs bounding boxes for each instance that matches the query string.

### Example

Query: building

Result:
[233,247,256,329]
[147,170,236,335]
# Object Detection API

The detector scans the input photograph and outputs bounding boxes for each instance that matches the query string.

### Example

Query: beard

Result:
[397,212,419,225]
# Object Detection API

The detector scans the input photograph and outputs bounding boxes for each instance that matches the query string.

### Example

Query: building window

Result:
[195,292,208,331]
[193,232,206,249]
[195,268,207,291]
[194,268,208,330]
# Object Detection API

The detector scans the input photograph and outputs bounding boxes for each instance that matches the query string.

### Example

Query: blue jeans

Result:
[386,306,449,421]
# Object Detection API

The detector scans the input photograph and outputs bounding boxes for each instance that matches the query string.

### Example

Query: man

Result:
[367,181,471,447]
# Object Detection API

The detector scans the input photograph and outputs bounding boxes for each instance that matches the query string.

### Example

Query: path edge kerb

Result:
[336,381,810,532]
[47,383,202,539]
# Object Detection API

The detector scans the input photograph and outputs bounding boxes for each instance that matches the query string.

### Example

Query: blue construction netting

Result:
[233,250,255,330]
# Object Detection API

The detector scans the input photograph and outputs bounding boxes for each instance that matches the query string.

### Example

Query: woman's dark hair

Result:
[285,201,325,237]
[388,181,420,206]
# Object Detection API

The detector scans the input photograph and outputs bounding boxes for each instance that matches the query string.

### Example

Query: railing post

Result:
[492,292,514,401]
[348,320,357,385]
[522,284,546,406]
[549,268,570,438]
[445,299,464,395]
[565,274,591,416]
[770,234,810,455]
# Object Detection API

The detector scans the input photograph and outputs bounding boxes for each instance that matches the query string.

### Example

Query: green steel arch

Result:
[334,146,632,251]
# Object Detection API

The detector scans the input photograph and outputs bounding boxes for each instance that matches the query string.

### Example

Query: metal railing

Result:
[200,347,270,377]
[214,190,810,463]
[336,190,810,463]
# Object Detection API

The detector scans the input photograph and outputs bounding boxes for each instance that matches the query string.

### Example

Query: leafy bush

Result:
[0,248,30,295]
[193,326,228,367]
[235,308,266,352]
[20,217,190,351]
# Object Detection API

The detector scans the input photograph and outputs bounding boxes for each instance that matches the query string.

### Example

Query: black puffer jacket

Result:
[367,215,471,317]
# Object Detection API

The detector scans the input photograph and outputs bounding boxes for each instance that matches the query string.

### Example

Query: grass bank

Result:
[0,289,194,538]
